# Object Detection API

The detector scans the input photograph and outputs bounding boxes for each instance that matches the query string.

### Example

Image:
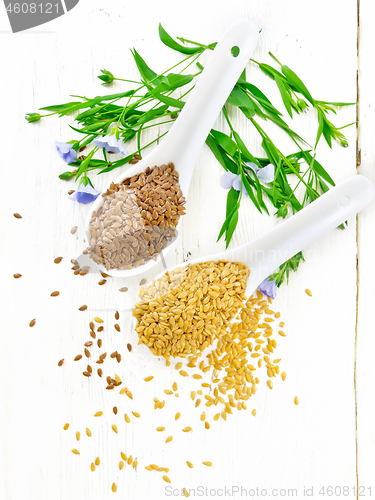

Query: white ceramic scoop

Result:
[85,19,259,277]
[137,175,374,300]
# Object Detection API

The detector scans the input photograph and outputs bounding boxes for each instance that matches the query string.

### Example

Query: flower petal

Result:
[257,163,275,183]
[244,161,258,174]
[69,184,101,205]
[220,171,237,190]
[258,278,277,299]
[232,175,242,192]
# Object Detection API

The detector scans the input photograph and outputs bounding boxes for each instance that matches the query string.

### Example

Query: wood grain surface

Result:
[1,1,374,499]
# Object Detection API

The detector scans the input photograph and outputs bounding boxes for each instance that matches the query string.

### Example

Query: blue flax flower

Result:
[55,141,78,164]
[245,162,275,183]
[94,133,128,155]
[220,172,249,197]
[258,278,277,299]
[69,184,101,205]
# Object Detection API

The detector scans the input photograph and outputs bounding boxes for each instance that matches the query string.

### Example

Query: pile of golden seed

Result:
[133,261,249,357]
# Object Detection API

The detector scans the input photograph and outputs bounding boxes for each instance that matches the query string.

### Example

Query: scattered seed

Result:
[13,273,22,279]
[95,457,100,466]
[94,411,103,417]
[119,461,124,470]
[97,339,102,348]
[58,359,64,367]
[281,372,287,381]
[112,424,118,434]
[63,423,69,430]
[13,213,22,219]
[139,278,147,286]
[98,279,106,286]
[71,226,77,234]
[90,463,95,471]
[79,305,87,311]
[133,460,138,469]
[165,436,173,443]
[156,426,165,432]
[132,411,140,418]
[144,376,154,382]
[76,431,80,441]
[114,324,120,332]
[124,414,130,423]
[305,288,312,297]
[116,353,121,363]
[97,368,103,377]
[29,319,36,327]
[182,427,192,432]
[50,291,60,297]
[294,396,299,405]
[84,348,90,358]
[213,413,220,421]
[119,287,128,292]
[74,355,82,361]
[94,317,103,323]
[127,456,133,465]
[86,428,92,437]
[175,362,183,370]
[202,461,212,467]
[205,421,210,429]
[71,449,80,455]
[127,343,132,352]
[113,406,118,415]
[112,482,117,492]
[163,476,171,483]
[83,371,91,377]
[54,257,63,264]
[175,412,181,420]
[252,409,257,416]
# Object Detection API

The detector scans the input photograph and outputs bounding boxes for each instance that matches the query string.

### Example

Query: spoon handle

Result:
[155,19,259,189]
[226,175,374,294]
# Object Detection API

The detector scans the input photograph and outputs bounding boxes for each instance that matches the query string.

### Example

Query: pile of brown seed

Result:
[86,162,186,271]
[133,261,250,358]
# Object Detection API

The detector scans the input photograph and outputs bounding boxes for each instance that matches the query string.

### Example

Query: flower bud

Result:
[59,171,75,180]
[98,69,114,84]
[25,112,41,123]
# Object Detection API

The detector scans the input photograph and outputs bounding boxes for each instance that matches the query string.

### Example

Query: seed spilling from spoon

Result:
[86,162,186,271]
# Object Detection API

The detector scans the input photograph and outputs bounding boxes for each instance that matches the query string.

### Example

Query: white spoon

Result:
[85,19,259,277]
[135,175,374,304]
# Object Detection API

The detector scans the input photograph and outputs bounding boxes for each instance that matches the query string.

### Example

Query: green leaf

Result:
[152,93,185,109]
[75,148,97,180]
[98,154,134,174]
[232,131,261,166]
[206,134,237,174]
[136,104,169,125]
[225,210,239,246]
[227,86,256,118]
[210,129,238,157]
[274,74,293,118]
[131,48,169,87]
[158,23,203,54]
[281,65,314,105]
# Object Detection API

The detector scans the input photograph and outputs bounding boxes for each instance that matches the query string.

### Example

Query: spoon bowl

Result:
[85,19,259,277]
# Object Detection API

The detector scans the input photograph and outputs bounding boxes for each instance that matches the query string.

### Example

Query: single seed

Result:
[294,396,299,405]
[13,273,22,279]
[50,291,60,297]
[163,476,171,483]
[165,436,173,443]
[63,423,69,430]
[76,432,80,441]
[71,226,78,234]
[84,348,90,358]
[205,421,210,429]
[156,426,165,432]
[74,355,82,361]
[119,287,128,292]
[182,427,192,432]
[86,428,92,437]
[97,339,102,348]
[172,382,178,391]
[13,213,22,219]
[94,411,103,417]
[127,455,133,465]
[95,457,100,466]
[114,324,120,332]
[119,460,124,470]
[98,279,106,286]
[116,353,122,363]
[54,257,63,264]
[29,319,36,327]
[97,368,103,377]
[252,409,257,416]
[281,372,287,381]
[179,370,188,377]
[267,380,273,390]
[202,461,212,467]
[91,463,95,471]
[213,413,220,421]
[112,482,117,492]
[175,412,181,420]
[133,460,138,469]
[125,414,130,423]
[113,406,118,415]
[127,343,132,352]
[71,449,80,455]
[132,411,140,418]
[83,371,91,377]
[139,278,147,286]
[186,461,194,468]
[94,317,104,323]
[121,452,126,461]
[164,389,173,395]
[58,359,64,367]
[112,424,118,434]
[79,305,87,311]
[175,362,183,370]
